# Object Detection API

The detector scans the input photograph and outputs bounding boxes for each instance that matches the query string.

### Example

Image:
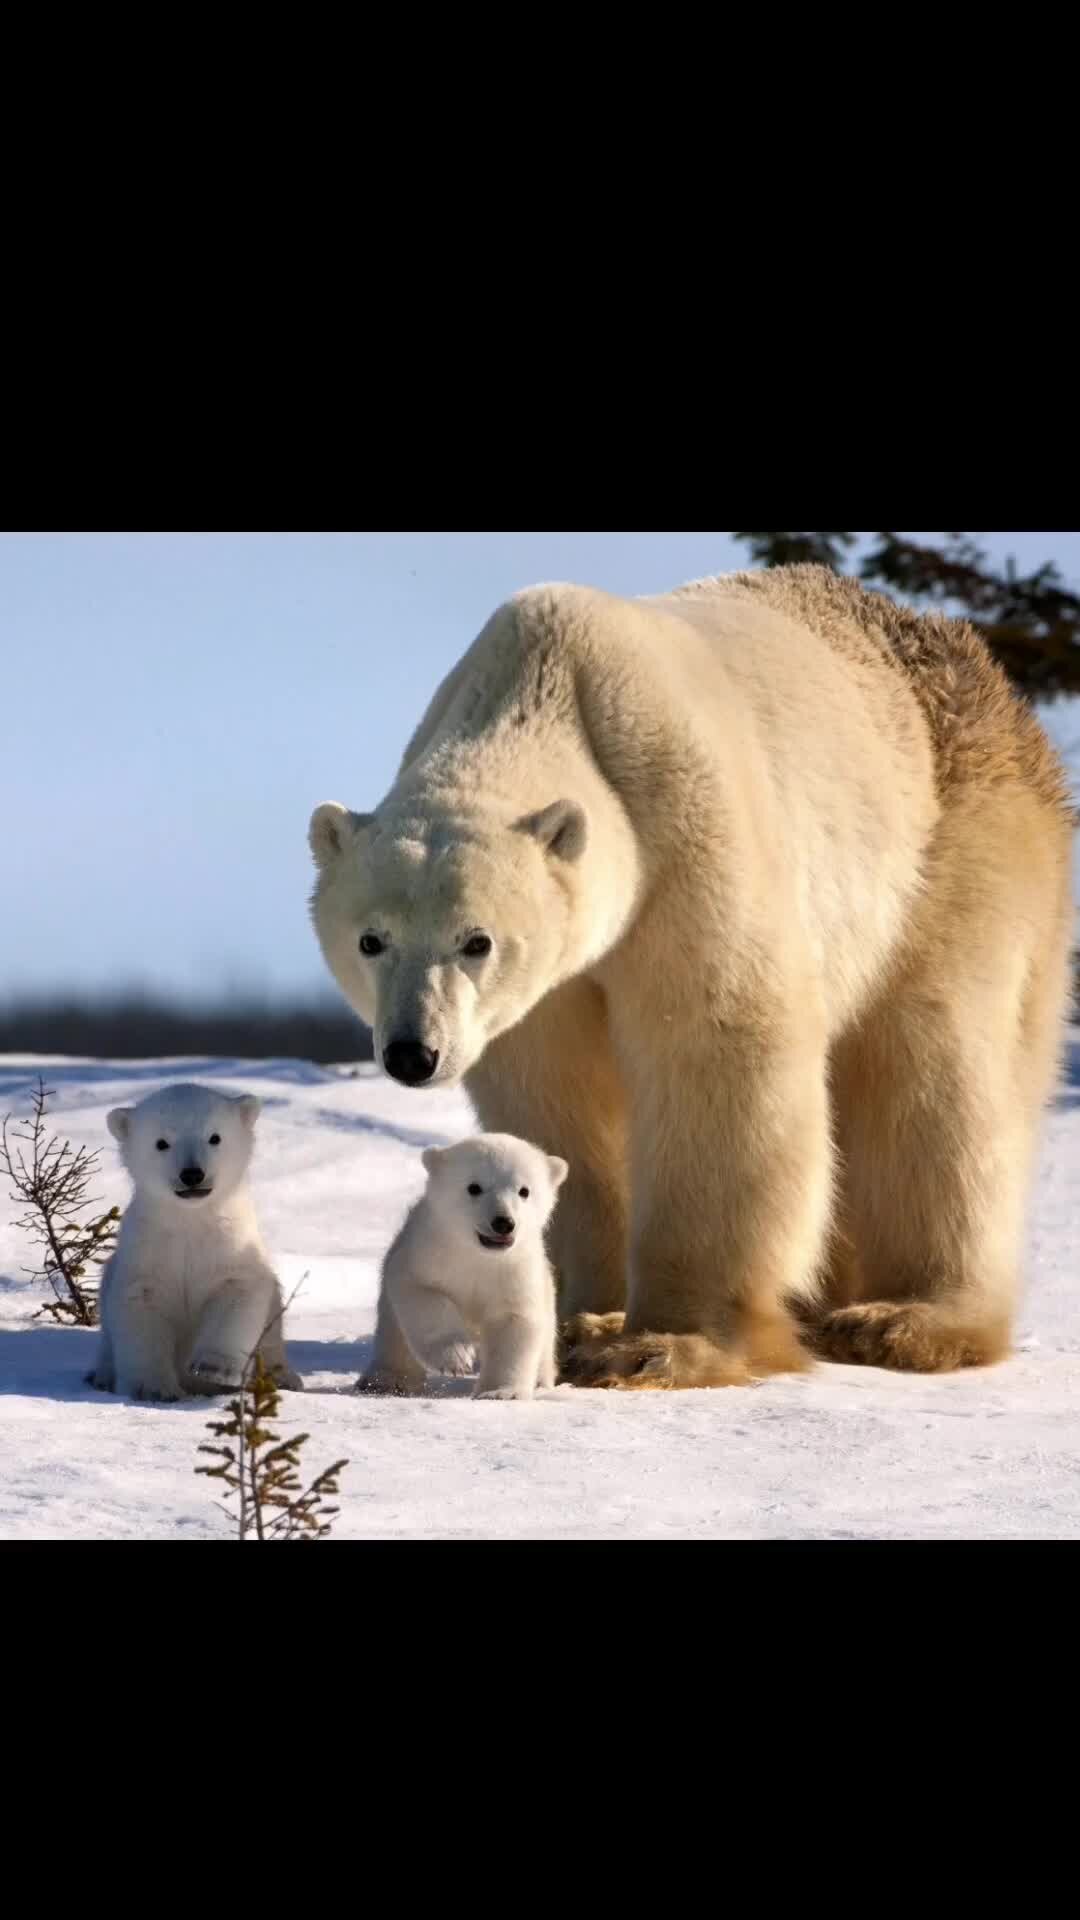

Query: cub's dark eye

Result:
[209,1134,221,1147]
[467,1183,483,1196]
[360,933,384,957]
[462,934,492,959]
[519,1187,529,1199]
[156,1139,169,1151]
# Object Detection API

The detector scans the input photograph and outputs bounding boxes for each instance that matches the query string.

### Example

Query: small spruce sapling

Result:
[1,1077,119,1325]
[196,1281,348,1540]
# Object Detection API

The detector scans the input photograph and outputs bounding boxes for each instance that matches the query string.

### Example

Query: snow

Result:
[2,1050,1080,1540]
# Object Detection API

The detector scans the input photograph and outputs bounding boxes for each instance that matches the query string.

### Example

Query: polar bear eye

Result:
[359,933,384,957]
[519,1187,529,1199]
[209,1134,221,1146]
[462,933,492,959]
[155,1139,169,1151]
[467,1183,483,1196]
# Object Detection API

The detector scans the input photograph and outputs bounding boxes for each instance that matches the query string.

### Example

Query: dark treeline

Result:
[0,993,374,1065]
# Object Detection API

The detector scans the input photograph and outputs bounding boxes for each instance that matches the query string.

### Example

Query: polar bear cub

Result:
[358,1134,568,1400]
[88,1082,300,1402]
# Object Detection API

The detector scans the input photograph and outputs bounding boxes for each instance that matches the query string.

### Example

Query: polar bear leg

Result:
[467,977,629,1319]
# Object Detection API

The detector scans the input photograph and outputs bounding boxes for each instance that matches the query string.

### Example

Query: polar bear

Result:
[309,565,1074,1389]
[88,1083,301,1402]
[357,1133,568,1400]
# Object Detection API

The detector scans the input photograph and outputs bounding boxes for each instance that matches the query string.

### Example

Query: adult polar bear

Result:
[309,566,1074,1390]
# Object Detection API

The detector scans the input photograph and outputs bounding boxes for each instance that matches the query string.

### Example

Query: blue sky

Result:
[5,531,1079,1004]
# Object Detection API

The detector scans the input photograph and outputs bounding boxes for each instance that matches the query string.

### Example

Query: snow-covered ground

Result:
[2,1050,1079,1540]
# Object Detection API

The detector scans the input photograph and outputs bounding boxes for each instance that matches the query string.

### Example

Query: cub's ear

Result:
[518,800,587,863]
[421,1147,446,1174]
[308,803,374,869]
[547,1155,569,1189]
[106,1107,133,1142]
[233,1094,262,1129]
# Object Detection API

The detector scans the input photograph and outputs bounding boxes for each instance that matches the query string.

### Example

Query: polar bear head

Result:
[308,797,591,1086]
[420,1133,568,1255]
[106,1083,261,1209]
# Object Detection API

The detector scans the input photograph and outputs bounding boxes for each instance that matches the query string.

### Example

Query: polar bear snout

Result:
[177,1162,214,1198]
[478,1214,516,1250]
[383,1038,440,1086]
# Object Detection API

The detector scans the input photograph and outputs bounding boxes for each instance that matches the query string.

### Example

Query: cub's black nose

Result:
[383,1041,439,1086]
[490,1215,514,1236]
[180,1166,205,1188]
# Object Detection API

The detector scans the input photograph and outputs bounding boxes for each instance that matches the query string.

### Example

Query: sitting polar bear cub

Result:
[88,1082,300,1402]
[358,1133,568,1400]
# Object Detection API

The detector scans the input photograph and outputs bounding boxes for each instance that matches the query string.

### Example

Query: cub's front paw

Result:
[473,1386,534,1401]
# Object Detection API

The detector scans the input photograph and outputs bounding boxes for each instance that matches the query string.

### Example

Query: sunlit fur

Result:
[311,566,1073,1389]
[357,1133,568,1400]
[88,1083,300,1401]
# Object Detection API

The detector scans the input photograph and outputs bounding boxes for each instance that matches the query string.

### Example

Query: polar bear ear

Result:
[309,803,373,869]
[421,1147,446,1174]
[520,800,588,863]
[547,1155,569,1189]
[106,1107,133,1142]
[233,1094,261,1129]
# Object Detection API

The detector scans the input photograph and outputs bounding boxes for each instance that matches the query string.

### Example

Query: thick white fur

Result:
[88,1083,300,1401]
[358,1134,568,1400]
[310,568,1074,1387]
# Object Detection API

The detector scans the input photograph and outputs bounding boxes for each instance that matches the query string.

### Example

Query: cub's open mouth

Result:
[176,1189,214,1199]
[477,1231,513,1251]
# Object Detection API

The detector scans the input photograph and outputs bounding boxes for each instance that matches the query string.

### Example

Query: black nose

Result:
[383,1041,439,1086]
[490,1215,514,1236]
[180,1166,205,1188]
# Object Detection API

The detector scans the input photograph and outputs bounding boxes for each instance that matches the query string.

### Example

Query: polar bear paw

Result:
[187,1356,245,1395]
[559,1320,750,1391]
[556,1311,624,1374]
[121,1375,183,1403]
[354,1368,418,1397]
[269,1365,305,1391]
[431,1341,477,1378]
